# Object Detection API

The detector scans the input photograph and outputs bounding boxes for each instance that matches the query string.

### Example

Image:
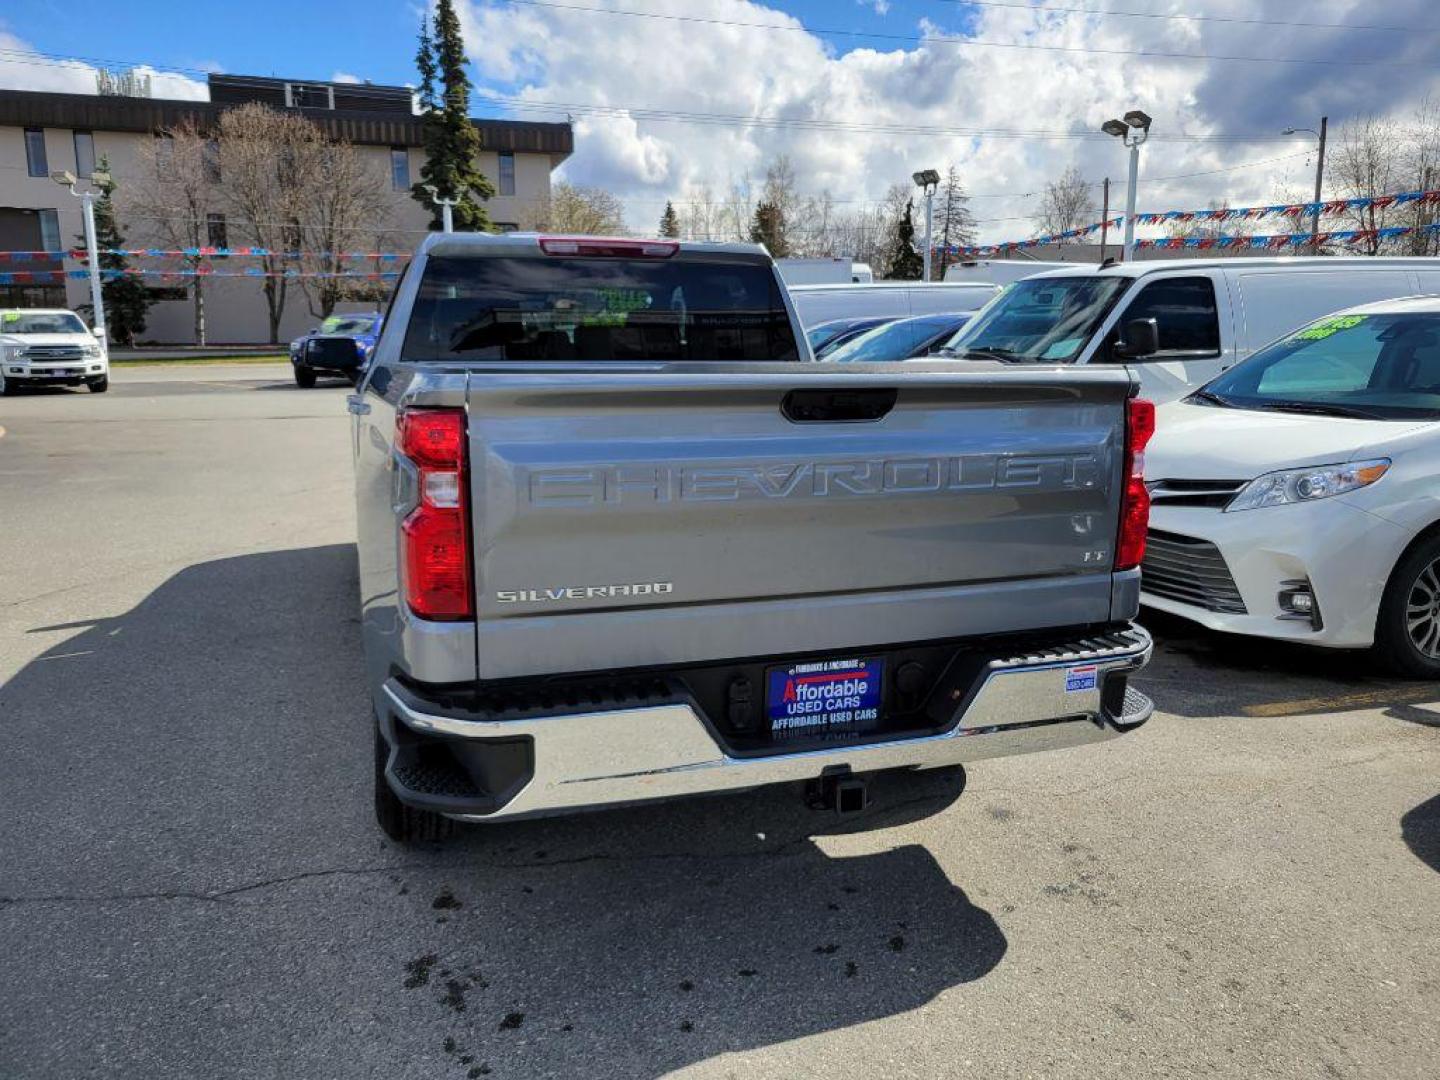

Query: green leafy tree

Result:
[76,156,150,345]
[412,0,495,232]
[883,198,923,280]
[659,200,681,238]
[748,200,789,257]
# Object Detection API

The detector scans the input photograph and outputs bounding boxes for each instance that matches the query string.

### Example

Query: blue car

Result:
[289,312,384,387]
[805,316,893,359]
[825,313,973,364]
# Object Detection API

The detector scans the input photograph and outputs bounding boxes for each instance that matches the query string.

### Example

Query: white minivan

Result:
[1141,296,1440,676]
[787,282,999,329]
[939,257,1440,402]
[0,308,109,394]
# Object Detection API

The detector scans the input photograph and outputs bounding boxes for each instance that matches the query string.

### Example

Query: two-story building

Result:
[0,74,572,343]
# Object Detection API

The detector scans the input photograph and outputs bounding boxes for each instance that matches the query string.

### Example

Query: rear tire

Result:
[374,726,456,843]
[294,364,317,388]
[87,375,109,393]
[1374,533,1440,678]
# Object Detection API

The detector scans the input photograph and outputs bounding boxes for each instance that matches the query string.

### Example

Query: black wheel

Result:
[1375,534,1440,678]
[294,364,317,388]
[87,374,109,393]
[374,726,456,843]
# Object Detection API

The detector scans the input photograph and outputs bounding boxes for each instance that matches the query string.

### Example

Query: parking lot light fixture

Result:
[51,170,107,343]
[913,169,941,281]
[1102,110,1153,261]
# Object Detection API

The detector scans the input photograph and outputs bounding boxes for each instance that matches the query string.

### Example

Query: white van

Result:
[943,259,1076,286]
[0,308,109,394]
[787,282,1000,329]
[940,257,1440,402]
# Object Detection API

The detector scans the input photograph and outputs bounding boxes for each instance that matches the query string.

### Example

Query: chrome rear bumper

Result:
[380,625,1153,822]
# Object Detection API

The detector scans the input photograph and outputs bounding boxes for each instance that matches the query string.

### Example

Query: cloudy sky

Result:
[4,0,1440,242]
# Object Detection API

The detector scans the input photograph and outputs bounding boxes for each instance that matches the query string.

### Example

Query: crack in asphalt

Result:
[0,791,953,910]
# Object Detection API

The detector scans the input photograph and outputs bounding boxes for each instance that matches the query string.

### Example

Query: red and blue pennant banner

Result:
[0,268,402,284]
[0,248,408,262]
[1132,189,1440,226]
[1133,223,1440,250]
[951,217,1123,258]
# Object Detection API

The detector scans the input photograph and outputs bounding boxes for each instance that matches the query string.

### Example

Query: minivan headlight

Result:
[1225,458,1390,512]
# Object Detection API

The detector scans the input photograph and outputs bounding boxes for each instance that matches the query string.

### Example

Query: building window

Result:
[155,133,174,171]
[285,83,334,110]
[390,147,410,191]
[498,151,515,197]
[25,128,48,177]
[73,131,95,180]
[204,140,221,184]
[38,210,61,253]
[206,213,228,249]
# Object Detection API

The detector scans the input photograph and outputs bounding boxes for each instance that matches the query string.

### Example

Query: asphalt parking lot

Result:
[1,364,1437,1080]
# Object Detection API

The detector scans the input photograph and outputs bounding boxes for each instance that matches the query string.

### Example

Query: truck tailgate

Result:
[467,364,1132,679]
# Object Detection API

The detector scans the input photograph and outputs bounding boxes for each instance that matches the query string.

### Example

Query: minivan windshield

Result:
[937,276,1128,362]
[1,311,87,335]
[402,255,800,362]
[1198,312,1440,421]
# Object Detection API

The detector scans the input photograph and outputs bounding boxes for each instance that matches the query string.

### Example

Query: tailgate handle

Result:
[781,387,897,423]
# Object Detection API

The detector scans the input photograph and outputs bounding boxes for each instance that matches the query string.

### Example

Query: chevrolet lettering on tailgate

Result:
[523,453,1101,506]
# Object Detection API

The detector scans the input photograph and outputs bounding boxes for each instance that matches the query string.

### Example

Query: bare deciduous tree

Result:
[1329,114,1405,255]
[523,181,626,234]
[218,103,329,343]
[1034,165,1095,240]
[126,117,219,345]
[297,142,393,320]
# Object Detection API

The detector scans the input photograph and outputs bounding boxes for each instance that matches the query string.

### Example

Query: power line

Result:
[0,48,1299,146]
[930,0,1440,35]
[504,0,1433,68]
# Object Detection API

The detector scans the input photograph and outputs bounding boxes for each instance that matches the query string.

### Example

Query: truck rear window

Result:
[402,255,800,362]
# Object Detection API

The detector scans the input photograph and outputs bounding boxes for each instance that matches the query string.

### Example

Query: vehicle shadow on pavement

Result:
[1138,609,1439,720]
[1401,795,1440,874]
[0,544,1006,1078]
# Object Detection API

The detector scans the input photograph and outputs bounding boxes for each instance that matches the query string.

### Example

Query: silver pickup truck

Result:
[350,233,1155,841]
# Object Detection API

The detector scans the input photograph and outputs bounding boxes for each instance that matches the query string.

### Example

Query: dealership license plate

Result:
[766,657,883,735]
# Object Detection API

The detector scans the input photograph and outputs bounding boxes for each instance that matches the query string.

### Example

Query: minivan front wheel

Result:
[1375,535,1440,678]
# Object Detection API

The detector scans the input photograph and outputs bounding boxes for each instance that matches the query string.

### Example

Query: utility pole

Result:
[51,169,107,342]
[1099,178,1111,264]
[913,169,941,282]
[1283,117,1327,253]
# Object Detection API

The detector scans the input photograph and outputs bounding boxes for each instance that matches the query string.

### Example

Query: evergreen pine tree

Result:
[415,17,438,113]
[76,157,151,345]
[659,200,681,239]
[748,201,789,257]
[883,199,924,280]
[411,0,495,232]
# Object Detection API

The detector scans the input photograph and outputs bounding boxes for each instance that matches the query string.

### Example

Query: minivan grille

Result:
[1142,530,1247,614]
[1146,478,1246,509]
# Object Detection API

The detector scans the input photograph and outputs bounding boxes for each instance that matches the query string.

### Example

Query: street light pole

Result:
[1102,111,1152,263]
[424,185,459,233]
[51,169,107,342]
[1283,117,1328,253]
[913,169,941,282]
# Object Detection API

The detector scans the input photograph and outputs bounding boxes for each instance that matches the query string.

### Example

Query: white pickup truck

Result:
[0,308,108,394]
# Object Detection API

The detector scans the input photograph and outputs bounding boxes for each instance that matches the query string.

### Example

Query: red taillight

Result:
[398,407,472,620]
[538,236,679,258]
[1115,397,1155,572]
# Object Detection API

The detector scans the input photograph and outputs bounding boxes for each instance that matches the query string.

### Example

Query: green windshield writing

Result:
[1290,314,1366,341]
